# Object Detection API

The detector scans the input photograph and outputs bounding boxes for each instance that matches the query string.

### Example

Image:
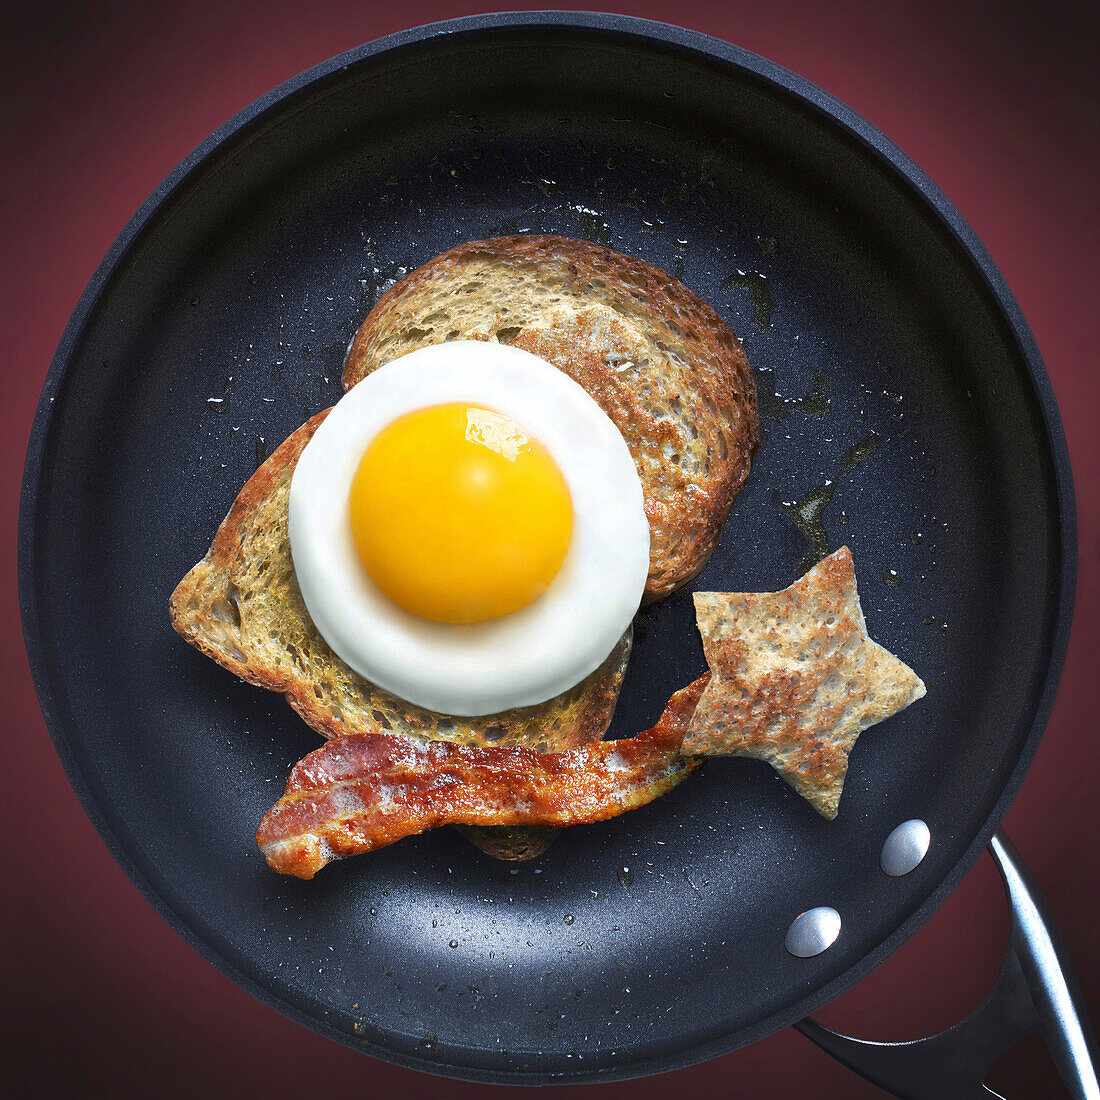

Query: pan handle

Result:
[794,830,1099,1099]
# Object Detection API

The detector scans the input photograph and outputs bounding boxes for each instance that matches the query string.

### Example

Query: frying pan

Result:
[17,11,1080,1088]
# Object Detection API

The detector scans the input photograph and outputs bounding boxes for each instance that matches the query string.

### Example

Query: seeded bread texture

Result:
[170,410,632,860]
[343,235,759,602]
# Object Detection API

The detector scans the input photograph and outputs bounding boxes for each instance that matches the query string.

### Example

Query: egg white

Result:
[288,340,650,716]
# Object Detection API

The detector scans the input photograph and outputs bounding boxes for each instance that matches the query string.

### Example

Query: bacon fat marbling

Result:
[257,676,707,878]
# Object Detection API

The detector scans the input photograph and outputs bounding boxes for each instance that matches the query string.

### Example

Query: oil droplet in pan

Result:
[570,204,611,246]
[722,269,775,328]
[775,433,883,579]
[840,433,881,473]
[776,482,835,578]
[759,374,830,420]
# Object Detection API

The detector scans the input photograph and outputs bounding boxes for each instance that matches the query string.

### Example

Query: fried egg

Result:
[288,341,649,716]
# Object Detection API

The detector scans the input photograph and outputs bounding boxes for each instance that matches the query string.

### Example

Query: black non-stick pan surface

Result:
[19,12,1075,1085]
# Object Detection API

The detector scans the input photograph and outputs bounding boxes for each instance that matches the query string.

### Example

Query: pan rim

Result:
[17,10,1078,1084]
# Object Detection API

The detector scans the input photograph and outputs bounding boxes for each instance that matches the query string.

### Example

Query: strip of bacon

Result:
[257,676,708,877]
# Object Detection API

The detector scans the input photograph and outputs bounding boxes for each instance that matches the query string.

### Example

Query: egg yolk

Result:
[349,403,573,624]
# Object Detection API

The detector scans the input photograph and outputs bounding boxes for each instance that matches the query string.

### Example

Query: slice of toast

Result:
[170,410,632,860]
[344,235,759,602]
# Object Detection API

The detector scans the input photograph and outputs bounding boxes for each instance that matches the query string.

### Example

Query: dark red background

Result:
[3,1,1097,1096]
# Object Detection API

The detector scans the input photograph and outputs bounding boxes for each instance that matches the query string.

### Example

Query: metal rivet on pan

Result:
[785,907,841,958]
[880,819,931,877]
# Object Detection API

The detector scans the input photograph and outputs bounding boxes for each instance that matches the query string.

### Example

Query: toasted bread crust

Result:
[170,412,632,859]
[344,236,759,601]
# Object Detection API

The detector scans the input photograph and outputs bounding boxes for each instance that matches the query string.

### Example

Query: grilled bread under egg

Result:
[344,235,760,602]
[170,410,632,861]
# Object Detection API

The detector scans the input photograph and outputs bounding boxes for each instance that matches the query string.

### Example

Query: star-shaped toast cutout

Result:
[683,547,925,819]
